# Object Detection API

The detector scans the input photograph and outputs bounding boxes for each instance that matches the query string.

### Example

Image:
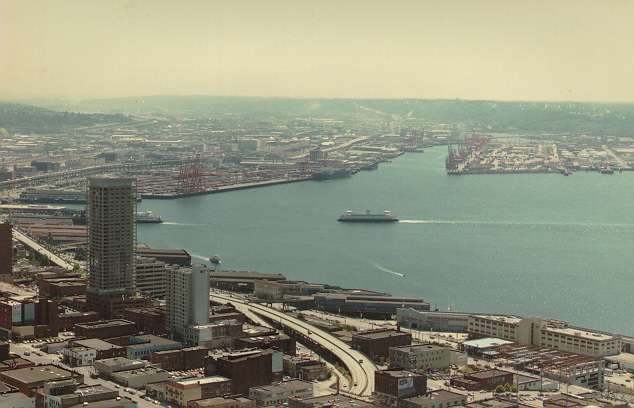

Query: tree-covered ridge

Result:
[15,96,634,136]
[0,102,133,132]
[358,99,634,135]
[75,96,634,136]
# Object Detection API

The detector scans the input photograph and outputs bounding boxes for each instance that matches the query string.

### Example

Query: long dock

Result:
[141,177,311,199]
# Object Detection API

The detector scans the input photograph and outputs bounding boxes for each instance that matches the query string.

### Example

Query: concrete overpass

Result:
[12,228,75,270]
[210,291,377,397]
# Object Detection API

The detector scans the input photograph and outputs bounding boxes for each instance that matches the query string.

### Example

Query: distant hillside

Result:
[358,99,634,136]
[74,96,634,136]
[24,95,634,136]
[0,102,133,133]
[74,95,364,119]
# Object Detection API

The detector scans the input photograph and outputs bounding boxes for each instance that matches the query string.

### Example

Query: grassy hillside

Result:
[0,102,133,133]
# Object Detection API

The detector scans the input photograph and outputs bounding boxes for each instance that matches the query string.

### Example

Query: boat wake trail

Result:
[191,254,209,262]
[161,222,212,227]
[368,260,404,277]
[400,220,634,228]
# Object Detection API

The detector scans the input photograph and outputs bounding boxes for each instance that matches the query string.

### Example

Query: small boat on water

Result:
[209,254,221,264]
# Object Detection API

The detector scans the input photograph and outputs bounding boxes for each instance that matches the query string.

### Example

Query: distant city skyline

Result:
[2,0,633,103]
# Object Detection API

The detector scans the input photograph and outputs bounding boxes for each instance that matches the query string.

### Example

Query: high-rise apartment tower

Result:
[0,222,13,282]
[86,177,148,317]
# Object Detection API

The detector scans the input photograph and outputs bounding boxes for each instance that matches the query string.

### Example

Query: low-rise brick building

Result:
[122,306,166,335]
[450,369,514,391]
[206,348,283,396]
[165,376,232,408]
[235,333,296,355]
[151,346,207,371]
[399,389,467,408]
[283,355,328,382]
[74,319,137,339]
[189,395,256,408]
[351,329,412,361]
[70,339,126,360]
[374,369,427,408]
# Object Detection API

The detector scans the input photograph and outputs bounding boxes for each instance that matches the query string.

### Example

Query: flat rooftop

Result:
[354,329,409,339]
[73,338,124,351]
[94,357,139,367]
[75,319,134,329]
[377,370,421,379]
[193,396,252,407]
[462,338,514,349]
[209,270,286,280]
[605,353,634,364]
[114,366,165,379]
[251,379,311,392]
[545,327,617,341]
[136,248,191,256]
[2,365,74,384]
[391,344,447,352]
[403,389,465,404]
[464,397,536,408]
[66,397,135,408]
[467,369,511,379]
[472,315,522,324]
[127,335,180,349]
[170,376,230,387]
[289,394,375,408]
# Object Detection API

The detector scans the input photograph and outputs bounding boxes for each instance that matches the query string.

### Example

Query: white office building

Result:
[166,264,210,341]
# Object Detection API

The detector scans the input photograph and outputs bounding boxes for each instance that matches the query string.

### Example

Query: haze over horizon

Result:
[2,0,633,103]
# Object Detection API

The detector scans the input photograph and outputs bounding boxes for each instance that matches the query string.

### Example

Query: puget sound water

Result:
[137,146,634,336]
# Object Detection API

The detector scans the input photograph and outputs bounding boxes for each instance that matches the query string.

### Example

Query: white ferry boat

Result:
[136,211,163,223]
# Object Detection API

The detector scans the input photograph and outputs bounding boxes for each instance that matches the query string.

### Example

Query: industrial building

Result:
[464,339,606,390]
[389,343,451,372]
[314,292,430,317]
[468,315,622,358]
[396,309,470,332]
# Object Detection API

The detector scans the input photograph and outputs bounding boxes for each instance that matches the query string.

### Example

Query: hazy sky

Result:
[2,0,633,102]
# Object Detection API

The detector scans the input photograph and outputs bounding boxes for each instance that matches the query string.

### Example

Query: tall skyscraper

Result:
[165,264,210,340]
[86,177,148,318]
[0,222,13,282]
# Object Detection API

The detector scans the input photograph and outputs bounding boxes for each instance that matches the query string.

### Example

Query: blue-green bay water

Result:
[137,146,634,336]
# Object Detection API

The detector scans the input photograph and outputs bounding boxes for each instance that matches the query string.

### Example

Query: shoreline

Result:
[140,176,312,199]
